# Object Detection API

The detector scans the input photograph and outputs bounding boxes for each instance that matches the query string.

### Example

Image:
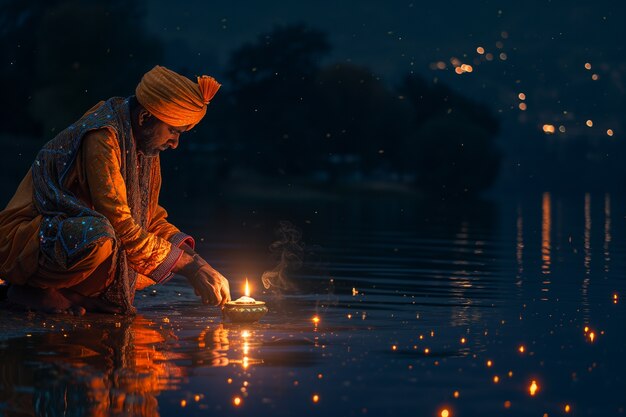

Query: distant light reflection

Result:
[583,193,591,275]
[541,193,552,300]
[604,193,611,273]
[583,193,591,316]
[516,205,524,286]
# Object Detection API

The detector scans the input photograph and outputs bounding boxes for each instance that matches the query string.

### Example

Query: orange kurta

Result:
[0,128,191,292]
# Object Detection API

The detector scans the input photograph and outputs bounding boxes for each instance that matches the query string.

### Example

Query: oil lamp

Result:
[222,278,268,323]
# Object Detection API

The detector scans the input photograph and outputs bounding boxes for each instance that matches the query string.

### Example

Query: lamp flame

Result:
[245,278,250,297]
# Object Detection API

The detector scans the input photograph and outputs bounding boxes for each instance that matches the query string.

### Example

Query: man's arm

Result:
[83,129,230,305]
[83,129,182,283]
[172,249,231,306]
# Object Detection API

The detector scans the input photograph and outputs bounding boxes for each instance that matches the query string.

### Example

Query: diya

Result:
[222,278,268,323]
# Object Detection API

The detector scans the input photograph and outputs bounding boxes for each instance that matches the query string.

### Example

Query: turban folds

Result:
[135,65,221,128]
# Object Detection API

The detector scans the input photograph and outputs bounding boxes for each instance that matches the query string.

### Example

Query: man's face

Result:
[136,114,190,157]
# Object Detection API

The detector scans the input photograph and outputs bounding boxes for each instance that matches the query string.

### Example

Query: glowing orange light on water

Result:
[518,92,526,100]
[504,400,511,409]
[584,326,589,333]
[312,394,320,403]
[565,404,571,413]
[460,337,466,344]
[529,380,539,396]
[493,376,500,383]
[441,408,450,417]
[589,332,595,342]
[453,391,460,398]
[313,316,320,324]
[486,360,493,367]
[519,345,525,353]
[519,103,527,111]
[542,124,556,134]
[586,120,593,127]
[476,46,485,54]
[584,62,592,70]
[233,396,242,406]
[607,129,614,137]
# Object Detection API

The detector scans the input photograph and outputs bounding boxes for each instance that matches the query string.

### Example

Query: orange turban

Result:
[135,65,221,128]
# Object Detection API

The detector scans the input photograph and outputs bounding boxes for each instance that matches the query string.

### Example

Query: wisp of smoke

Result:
[261,221,303,292]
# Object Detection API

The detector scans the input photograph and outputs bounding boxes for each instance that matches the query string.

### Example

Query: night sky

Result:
[1,0,624,192]
[144,0,626,186]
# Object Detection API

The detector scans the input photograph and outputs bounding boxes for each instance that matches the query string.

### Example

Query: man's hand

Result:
[174,251,231,306]
[187,263,231,306]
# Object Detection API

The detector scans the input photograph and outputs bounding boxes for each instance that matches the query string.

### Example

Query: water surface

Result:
[1,192,624,416]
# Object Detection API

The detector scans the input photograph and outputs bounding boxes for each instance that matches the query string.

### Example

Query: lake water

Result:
[1,191,624,417]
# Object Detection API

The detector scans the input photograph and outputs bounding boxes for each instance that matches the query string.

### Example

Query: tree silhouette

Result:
[219,25,503,197]
[315,63,411,180]
[0,0,162,135]
[225,24,331,176]
[400,75,501,197]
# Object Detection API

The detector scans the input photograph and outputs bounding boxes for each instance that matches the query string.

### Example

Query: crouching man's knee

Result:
[31,216,117,294]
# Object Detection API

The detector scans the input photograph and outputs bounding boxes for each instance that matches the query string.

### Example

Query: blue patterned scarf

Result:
[31,97,154,314]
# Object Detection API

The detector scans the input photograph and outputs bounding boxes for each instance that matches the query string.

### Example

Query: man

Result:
[0,65,231,315]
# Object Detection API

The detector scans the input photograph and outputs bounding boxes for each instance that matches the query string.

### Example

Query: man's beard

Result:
[136,125,160,157]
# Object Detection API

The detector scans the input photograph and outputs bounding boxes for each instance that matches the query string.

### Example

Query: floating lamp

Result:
[222,278,268,323]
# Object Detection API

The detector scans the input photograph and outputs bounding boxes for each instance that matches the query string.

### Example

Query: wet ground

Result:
[1,191,624,416]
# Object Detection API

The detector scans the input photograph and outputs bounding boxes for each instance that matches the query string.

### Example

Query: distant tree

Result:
[400,75,501,197]
[401,75,499,136]
[222,25,502,197]
[0,0,54,135]
[225,24,331,176]
[0,0,162,136]
[227,24,330,88]
[315,63,411,179]
[408,115,500,197]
